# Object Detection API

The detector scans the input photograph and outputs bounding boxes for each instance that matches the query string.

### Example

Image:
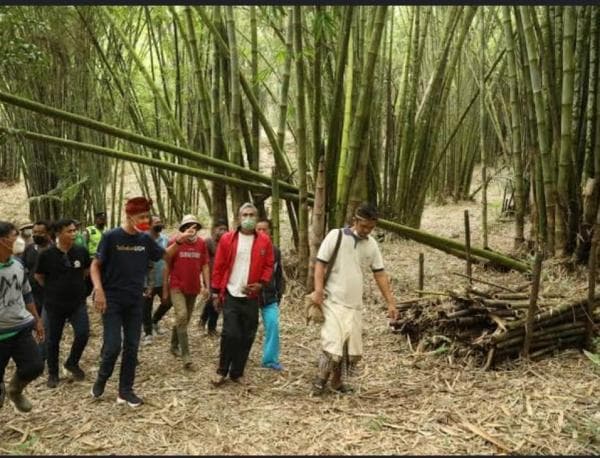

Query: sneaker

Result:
[262,362,284,371]
[141,334,153,346]
[47,374,59,388]
[117,391,143,408]
[64,363,85,381]
[91,380,105,399]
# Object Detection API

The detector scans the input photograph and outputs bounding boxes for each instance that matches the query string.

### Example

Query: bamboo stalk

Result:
[451,272,518,291]
[585,214,599,349]
[464,209,472,282]
[418,252,424,297]
[0,90,299,195]
[271,166,280,248]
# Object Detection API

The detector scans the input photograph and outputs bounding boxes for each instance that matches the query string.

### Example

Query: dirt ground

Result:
[1,175,600,455]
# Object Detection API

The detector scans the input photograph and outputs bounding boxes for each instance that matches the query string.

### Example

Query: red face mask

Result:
[134,221,151,232]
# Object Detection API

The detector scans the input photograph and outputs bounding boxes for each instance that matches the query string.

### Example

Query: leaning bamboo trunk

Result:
[293,5,310,285]
[308,156,326,292]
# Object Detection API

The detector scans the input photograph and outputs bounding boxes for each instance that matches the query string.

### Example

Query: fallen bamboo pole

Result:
[452,272,518,292]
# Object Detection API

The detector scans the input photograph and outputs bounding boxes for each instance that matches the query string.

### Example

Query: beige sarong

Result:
[320,299,362,363]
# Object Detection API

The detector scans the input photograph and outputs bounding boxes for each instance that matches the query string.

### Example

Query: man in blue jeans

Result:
[255,219,286,371]
[35,218,91,388]
[90,197,196,407]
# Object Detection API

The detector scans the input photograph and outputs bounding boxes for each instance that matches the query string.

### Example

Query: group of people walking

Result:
[1,196,396,412]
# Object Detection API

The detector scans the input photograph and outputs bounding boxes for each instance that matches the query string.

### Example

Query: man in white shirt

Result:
[210,203,274,387]
[311,203,398,395]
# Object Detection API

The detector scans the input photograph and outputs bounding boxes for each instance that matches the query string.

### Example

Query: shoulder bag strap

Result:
[323,229,343,286]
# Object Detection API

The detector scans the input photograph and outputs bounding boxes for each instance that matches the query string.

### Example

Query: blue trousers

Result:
[261,302,280,366]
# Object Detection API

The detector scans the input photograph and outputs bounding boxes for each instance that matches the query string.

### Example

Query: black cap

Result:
[95,211,106,218]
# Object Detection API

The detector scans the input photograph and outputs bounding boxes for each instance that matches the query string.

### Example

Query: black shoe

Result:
[117,391,143,408]
[91,379,105,399]
[0,382,5,408]
[47,374,59,389]
[64,363,85,381]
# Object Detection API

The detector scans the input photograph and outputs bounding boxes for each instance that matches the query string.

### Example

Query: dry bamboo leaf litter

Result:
[1,185,600,454]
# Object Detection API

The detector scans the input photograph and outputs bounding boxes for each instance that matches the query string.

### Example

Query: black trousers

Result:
[150,287,172,328]
[143,287,168,336]
[200,297,220,331]
[217,293,259,379]
[0,325,44,383]
[45,303,90,377]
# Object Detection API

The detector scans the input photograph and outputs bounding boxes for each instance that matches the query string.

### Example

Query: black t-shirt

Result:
[35,245,91,310]
[20,243,46,304]
[96,227,165,304]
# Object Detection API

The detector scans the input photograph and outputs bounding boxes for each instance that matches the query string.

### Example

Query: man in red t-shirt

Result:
[163,214,209,371]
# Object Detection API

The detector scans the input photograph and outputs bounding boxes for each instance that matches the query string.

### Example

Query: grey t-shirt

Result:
[0,258,34,333]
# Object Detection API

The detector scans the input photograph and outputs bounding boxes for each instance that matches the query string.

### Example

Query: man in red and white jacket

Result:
[210,202,274,387]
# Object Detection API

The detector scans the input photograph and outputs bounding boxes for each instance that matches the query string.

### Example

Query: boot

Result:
[178,329,195,371]
[170,327,180,357]
[7,374,33,412]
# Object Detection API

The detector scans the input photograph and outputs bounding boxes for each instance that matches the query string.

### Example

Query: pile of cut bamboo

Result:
[391,284,600,369]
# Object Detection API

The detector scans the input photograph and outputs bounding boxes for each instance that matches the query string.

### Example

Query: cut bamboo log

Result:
[524,251,543,357]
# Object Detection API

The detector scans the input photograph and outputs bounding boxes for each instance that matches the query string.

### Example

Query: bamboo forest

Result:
[1,5,600,455]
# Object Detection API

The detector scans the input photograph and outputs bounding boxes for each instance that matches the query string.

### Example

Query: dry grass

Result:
[2,174,600,455]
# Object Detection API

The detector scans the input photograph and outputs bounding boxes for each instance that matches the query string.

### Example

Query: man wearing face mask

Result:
[20,221,52,316]
[164,214,209,371]
[199,219,229,336]
[141,216,170,344]
[89,197,196,407]
[13,223,33,255]
[310,203,398,396]
[0,221,45,413]
[210,202,274,387]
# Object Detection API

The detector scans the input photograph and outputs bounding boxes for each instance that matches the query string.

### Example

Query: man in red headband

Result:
[89,196,196,407]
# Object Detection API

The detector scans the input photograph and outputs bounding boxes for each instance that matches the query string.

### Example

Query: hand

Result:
[387,299,398,322]
[94,288,107,314]
[178,227,197,244]
[198,287,207,301]
[143,287,152,298]
[311,290,324,306]
[243,283,263,295]
[212,293,223,312]
[34,319,45,343]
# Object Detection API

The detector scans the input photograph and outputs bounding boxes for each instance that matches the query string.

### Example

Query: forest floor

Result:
[1,173,600,455]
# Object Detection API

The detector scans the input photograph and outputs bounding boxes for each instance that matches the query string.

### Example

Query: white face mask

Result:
[13,238,25,254]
